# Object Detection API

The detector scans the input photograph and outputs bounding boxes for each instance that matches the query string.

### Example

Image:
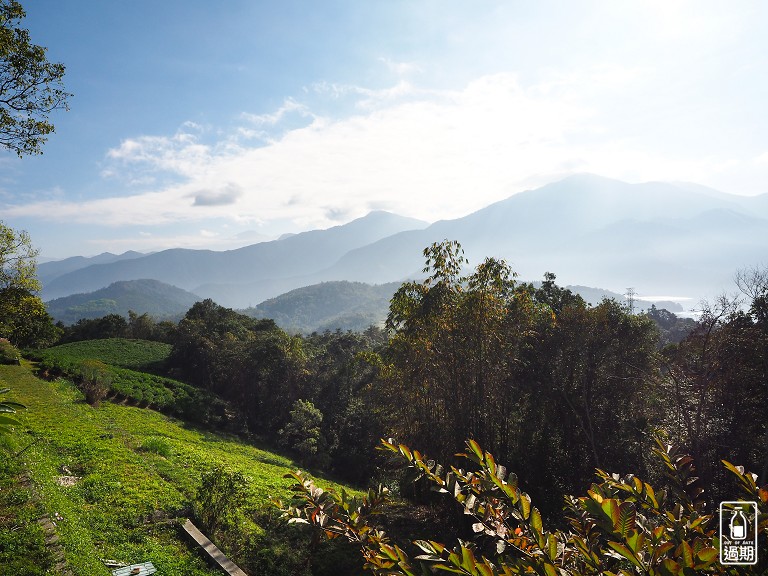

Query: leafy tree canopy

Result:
[1,0,70,156]
[0,220,39,292]
[0,222,59,347]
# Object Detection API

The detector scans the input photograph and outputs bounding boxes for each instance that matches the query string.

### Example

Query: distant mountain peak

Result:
[38,176,767,308]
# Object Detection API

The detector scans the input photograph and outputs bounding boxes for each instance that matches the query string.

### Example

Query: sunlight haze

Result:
[1,0,766,258]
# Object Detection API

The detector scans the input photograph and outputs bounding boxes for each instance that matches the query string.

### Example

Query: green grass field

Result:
[41,339,173,372]
[0,362,359,575]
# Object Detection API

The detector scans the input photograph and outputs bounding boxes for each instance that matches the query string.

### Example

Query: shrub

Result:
[194,465,249,537]
[277,437,768,575]
[79,359,111,406]
[138,436,172,458]
[38,348,231,427]
[0,338,20,365]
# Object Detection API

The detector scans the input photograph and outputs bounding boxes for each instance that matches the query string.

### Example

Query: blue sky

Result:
[2,0,767,258]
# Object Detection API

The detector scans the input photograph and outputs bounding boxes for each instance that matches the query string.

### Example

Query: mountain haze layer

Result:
[40,175,768,308]
[312,175,767,300]
[41,211,428,303]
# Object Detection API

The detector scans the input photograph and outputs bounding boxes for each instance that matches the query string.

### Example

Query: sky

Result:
[1,0,767,259]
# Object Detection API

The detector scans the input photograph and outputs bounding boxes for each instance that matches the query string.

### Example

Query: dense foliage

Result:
[58,311,177,344]
[279,437,768,575]
[0,0,70,156]
[0,222,60,348]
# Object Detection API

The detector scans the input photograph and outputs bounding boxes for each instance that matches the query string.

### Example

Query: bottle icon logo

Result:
[730,508,747,540]
[720,501,758,565]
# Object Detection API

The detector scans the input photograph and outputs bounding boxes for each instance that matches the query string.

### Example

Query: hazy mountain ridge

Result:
[312,175,768,300]
[39,175,768,308]
[45,279,202,324]
[38,250,145,285]
[41,211,427,302]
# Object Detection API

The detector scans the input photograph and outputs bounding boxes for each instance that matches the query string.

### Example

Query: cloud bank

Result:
[5,69,766,237]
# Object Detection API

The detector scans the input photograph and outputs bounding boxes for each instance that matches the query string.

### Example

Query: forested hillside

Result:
[45,279,201,324]
[3,239,766,574]
[242,280,400,333]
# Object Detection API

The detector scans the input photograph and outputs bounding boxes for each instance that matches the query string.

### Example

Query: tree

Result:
[0,220,39,292]
[377,242,659,516]
[0,221,59,347]
[0,286,60,347]
[278,399,328,466]
[1,0,70,156]
[663,293,768,503]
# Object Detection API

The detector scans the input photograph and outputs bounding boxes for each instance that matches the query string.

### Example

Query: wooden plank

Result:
[181,519,249,576]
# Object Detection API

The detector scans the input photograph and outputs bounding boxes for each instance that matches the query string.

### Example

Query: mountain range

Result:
[39,174,768,310]
[45,277,681,332]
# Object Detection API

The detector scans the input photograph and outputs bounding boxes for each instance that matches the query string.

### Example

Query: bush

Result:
[194,466,248,537]
[138,436,172,458]
[277,437,768,575]
[0,338,20,365]
[79,359,111,406]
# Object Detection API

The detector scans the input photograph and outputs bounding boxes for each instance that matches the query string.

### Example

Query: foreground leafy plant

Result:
[0,386,25,434]
[277,437,768,575]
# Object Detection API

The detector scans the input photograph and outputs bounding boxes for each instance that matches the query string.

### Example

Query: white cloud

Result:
[5,66,763,235]
[378,57,423,77]
[241,98,311,127]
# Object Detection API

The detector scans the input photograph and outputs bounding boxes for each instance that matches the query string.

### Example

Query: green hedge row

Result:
[37,351,231,428]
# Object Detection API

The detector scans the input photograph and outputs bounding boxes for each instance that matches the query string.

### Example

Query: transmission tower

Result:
[625,287,636,314]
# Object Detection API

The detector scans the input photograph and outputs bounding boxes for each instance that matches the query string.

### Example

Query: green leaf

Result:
[625,530,645,555]
[0,414,20,426]
[0,401,25,409]
[519,492,531,520]
[652,541,675,562]
[460,546,476,571]
[467,439,483,461]
[616,502,636,537]
[695,547,718,566]
[543,563,558,576]
[601,498,621,530]
[607,541,643,570]
[679,541,694,567]
[530,507,543,534]
[547,533,558,561]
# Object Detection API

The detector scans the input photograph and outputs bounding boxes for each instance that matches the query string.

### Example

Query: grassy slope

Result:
[42,339,172,372]
[0,362,354,575]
